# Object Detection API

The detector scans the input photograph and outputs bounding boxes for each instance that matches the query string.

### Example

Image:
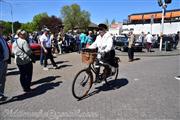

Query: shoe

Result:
[53,54,57,57]
[53,66,58,69]
[128,59,133,62]
[24,88,33,93]
[0,95,8,101]
[175,76,180,80]
[43,67,49,71]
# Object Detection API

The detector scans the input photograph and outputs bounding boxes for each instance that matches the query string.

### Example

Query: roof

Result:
[129,9,180,16]
[88,22,98,28]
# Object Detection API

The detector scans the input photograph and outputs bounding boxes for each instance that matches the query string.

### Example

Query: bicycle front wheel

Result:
[72,68,93,99]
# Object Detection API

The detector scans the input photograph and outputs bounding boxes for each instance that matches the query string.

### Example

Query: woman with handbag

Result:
[12,29,33,92]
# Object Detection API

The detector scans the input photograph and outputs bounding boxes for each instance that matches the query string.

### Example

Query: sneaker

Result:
[53,54,57,57]
[175,76,180,80]
[43,67,49,71]
[53,66,58,69]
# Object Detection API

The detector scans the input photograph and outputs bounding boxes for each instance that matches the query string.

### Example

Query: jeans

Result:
[17,62,33,91]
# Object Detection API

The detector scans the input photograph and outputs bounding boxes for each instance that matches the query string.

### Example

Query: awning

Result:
[130,15,142,20]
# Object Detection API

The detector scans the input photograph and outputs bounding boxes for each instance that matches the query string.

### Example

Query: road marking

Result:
[174,76,180,81]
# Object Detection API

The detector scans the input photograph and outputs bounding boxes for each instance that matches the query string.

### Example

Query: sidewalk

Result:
[116,48,180,57]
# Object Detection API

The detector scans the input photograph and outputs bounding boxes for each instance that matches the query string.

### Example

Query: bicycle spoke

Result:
[72,69,93,99]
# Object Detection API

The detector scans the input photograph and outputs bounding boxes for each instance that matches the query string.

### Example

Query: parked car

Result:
[114,34,143,52]
[8,43,41,56]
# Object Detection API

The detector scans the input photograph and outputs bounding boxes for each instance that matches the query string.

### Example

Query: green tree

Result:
[39,15,62,33]
[2,21,12,35]
[61,4,90,32]
[31,12,48,30]
[21,22,34,33]
[13,21,21,33]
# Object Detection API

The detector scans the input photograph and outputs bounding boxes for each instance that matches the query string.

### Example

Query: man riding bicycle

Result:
[88,23,116,83]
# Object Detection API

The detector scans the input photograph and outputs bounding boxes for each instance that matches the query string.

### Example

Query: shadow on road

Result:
[31,76,61,86]
[6,70,20,76]
[133,58,141,61]
[78,78,128,101]
[55,61,69,65]
[6,68,19,76]
[0,80,62,105]
[7,68,17,71]
[57,65,72,69]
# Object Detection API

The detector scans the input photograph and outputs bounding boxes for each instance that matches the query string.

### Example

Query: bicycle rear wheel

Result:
[72,68,93,99]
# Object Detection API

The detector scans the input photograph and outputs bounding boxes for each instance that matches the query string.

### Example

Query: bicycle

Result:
[72,49,120,99]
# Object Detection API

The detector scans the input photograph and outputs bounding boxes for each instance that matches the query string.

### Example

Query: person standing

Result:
[145,32,153,52]
[128,31,135,62]
[39,28,58,70]
[138,32,145,47]
[174,31,179,49]
[86,31,93,48]
[57,31,64,54]
[0,24,10,101]
[79,31,87,50]
[12,30,33,92]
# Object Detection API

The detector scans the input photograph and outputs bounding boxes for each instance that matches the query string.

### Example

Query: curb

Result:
[116,49,180,57]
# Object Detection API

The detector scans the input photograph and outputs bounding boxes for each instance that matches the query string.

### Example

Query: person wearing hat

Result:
[12,29,33,92]
[39,28,58,70]
[89,23,116,83]
[0,24,10,101]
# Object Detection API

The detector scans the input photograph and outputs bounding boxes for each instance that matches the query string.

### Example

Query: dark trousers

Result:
[128,47,134,60]
[44,47,57,67]
[18,62,33,91]
[95,50,115,78]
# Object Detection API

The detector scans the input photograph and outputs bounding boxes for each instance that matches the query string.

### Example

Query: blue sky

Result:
[0,0,179,24]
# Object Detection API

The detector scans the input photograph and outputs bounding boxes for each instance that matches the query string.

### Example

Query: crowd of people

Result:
[137,31,180,51]
[0,23,100,101]
[0,22,180,101]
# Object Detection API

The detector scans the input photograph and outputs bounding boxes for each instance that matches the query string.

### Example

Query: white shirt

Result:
[39,33,51,48]
[145,34,153,43]
[89,32,114,53]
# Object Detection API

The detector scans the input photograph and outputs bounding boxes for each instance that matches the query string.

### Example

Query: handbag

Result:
[16,40,36,63]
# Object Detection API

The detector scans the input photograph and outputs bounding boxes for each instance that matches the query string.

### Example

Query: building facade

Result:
[122,9,180,34]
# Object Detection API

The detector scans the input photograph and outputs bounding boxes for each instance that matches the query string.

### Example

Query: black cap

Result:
[98,23,108,30]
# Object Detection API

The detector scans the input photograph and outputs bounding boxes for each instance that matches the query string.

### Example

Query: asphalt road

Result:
[0,52,179,120]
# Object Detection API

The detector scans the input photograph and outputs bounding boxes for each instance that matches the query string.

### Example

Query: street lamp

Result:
[157,0,172,51]
[0,0,14,35]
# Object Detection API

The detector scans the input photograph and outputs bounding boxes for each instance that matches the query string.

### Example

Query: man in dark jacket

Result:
[0,24,10,101]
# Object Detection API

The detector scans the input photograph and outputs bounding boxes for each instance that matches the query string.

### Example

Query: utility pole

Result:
[157,0,172,51]
[159,3,166,51]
